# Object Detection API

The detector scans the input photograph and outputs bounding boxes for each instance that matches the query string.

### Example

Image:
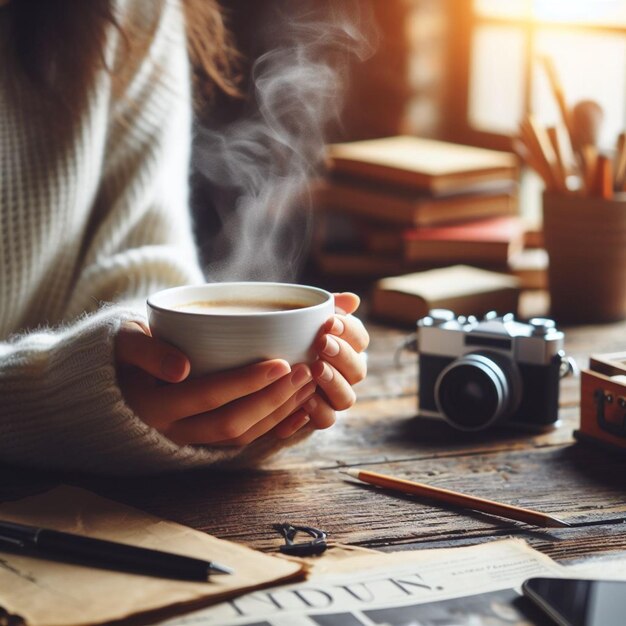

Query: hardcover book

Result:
[315,177,517,227]
[401,216,525,265]
[370,265,521,326]
[326,136,519,194]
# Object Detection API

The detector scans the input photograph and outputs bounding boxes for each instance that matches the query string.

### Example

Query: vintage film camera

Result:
[577,352,626,454]
[416,309,574,432]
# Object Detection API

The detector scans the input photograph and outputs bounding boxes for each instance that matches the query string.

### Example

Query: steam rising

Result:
[193,0,375,281]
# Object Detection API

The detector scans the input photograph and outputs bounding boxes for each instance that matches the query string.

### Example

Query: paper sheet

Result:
[564,551,626,580]
[0,486,305,626]
[158,538,566,625]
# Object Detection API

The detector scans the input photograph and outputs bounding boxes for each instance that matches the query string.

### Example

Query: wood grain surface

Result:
[2,306,626,567]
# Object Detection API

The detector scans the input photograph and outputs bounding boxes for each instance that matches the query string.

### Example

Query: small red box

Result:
[577,352,626,454]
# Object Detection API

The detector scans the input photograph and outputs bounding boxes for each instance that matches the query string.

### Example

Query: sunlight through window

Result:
[469,0,626,142]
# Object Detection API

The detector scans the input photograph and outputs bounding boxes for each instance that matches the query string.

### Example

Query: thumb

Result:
[115,322,190,382]
[333,292,360,316]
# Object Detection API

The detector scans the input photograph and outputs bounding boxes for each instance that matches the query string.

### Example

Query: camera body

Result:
[417,309,567,432]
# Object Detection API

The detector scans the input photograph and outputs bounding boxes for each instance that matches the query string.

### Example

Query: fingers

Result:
[274,393,337,437]
[213,381,317,446]
[311,360,356,412]
[322,313,369,353]
[157,359,292,422]
[236,387,338,442]
[305,393,337,429]
[311,322,367,412]
[115,322,190,382]
[333,292,360,316]
[117,297,368,447]
[274,409,312,439]
[316,334,367,386]
[164,365,314,444]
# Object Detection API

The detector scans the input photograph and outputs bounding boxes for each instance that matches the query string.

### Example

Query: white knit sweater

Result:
[0,0,297,474]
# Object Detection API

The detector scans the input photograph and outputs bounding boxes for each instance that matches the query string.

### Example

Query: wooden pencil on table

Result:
[341,468,571,529]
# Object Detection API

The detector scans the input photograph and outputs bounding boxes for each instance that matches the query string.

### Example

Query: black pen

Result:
[0,520,233,581]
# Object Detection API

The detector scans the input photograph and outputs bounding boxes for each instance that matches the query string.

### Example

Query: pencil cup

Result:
[542,191,626,323]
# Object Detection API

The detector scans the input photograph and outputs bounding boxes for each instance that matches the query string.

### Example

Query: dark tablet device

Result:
[522,577,626,626]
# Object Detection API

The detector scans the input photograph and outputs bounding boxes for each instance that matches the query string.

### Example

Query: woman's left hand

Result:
[274,292,369,438]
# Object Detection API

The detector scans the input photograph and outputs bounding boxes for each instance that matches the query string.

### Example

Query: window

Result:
[446,0,626,153]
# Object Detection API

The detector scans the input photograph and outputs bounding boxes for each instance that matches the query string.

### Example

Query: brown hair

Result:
[7,0,240,119]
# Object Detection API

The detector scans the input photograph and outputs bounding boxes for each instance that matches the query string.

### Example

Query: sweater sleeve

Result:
[0,303,311,475]
[0,0,308,475]
[0,307,249,474]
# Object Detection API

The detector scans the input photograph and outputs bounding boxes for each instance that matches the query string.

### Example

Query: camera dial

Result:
[529,318,556,336]
[434,351,522,431]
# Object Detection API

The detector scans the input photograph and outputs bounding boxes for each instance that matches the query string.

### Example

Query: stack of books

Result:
[313,136,545,287]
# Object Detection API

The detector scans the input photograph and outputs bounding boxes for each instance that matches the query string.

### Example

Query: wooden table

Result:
[3,294,626,568]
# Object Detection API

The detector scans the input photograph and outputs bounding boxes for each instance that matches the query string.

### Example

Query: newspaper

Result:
[564,552,626,580]
[159,538,568,626]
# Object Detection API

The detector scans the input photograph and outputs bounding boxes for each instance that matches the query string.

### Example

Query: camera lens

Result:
[434,353,521,431]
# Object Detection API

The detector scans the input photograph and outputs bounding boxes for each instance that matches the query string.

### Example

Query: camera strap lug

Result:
[558,351,579,379]
[395,332,418,368]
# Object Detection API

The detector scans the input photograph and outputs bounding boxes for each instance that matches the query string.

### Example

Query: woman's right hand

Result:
[114,322,316,446]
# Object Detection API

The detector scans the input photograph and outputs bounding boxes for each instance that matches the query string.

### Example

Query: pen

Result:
[0,520,233,581]
[341,468,571,528]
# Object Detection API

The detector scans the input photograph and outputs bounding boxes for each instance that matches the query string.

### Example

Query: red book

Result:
[401,216,525,265]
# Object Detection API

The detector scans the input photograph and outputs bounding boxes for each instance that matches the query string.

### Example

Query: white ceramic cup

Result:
[147,282,335,376]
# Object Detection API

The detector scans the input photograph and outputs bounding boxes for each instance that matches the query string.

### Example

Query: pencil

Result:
[540,55,574,150]
[519,118,559,191]
[546,126,569,191]
[341,468,571,529]
[615,132,626,189]
[592,154,613,200]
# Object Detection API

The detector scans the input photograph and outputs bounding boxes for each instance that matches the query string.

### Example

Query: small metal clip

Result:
[273,523,328,557]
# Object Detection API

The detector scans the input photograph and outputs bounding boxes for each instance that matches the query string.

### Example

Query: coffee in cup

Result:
[174,300,307,314]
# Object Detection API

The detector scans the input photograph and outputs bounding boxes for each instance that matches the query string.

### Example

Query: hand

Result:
[274,292,369,438]
[114,322,317,446]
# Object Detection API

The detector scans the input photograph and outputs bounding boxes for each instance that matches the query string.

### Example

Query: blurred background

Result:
[192,0,626,316]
